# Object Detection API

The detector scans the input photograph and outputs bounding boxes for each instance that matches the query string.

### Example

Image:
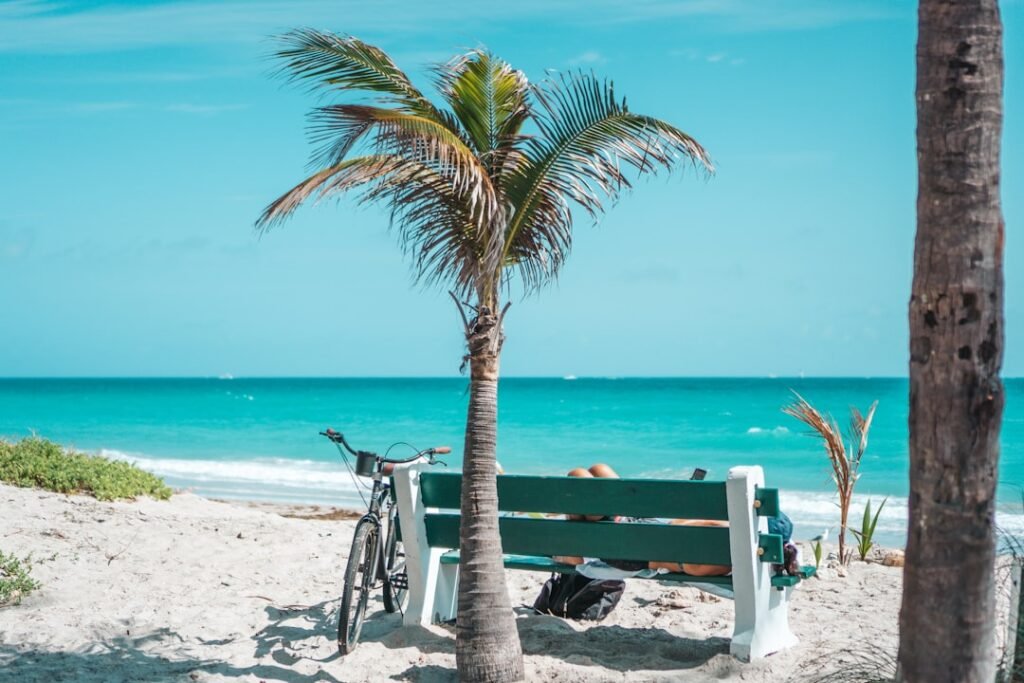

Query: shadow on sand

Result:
[0,625,341,683]
[1,600,725,682]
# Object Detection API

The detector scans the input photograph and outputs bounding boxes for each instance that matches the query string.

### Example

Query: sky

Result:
[0,0,1021,378]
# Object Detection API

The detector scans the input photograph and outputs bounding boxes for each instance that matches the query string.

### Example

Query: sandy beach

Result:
[1,484,911,682]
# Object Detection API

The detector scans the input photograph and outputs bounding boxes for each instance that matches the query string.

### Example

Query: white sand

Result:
[0,484,910,682]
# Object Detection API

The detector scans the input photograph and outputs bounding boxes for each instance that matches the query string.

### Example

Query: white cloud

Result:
[568,50,606,66]
[669,49,744,66]
[0,0,903,54]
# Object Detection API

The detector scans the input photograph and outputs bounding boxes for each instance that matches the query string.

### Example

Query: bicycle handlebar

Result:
[320,428,358,456]
[320,428,450,465]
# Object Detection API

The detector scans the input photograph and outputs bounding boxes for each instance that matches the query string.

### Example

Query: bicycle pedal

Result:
[390,573,409,590]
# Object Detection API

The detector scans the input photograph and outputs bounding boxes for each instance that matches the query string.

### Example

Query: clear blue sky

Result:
[1,0,1021,377]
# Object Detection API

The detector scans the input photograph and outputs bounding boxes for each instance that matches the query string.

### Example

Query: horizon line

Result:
[4,374,1019,381]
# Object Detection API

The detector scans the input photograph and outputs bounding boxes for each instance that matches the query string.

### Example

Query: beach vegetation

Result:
[803,648,896,682]
[997,494,1024,681]
[0,550,40,607]
[850,497,887,562]
[783,394,877,564]
[811,538,824,571]
[257,30,710,681]
[0,436,171,502]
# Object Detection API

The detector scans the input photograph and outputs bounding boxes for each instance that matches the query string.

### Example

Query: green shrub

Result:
[0,436,171,501]
[0,550,40,607]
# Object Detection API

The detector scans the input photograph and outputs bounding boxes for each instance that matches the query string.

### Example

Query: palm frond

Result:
[784,392,850,491]
[256,153,487,296]
[307,104,497,219]
[362,163,483,294]
[259,42,712,303]
[850,400,879,460]
[502,72,712,289]
[255,155,404,230]
[435,51,530,161]
[272,29,437,117]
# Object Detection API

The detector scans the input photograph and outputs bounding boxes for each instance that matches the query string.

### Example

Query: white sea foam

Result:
[632,468,1024,547]
[746,426,790,436]
[780,490,1024,547]
[98,448,1024,549]
[99,449,369,507]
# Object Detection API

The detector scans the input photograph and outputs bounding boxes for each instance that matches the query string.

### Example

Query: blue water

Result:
[3,377,1023,547]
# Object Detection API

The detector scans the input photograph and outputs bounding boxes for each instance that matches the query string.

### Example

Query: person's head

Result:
[566,465,618,521]
[588,463,619,479]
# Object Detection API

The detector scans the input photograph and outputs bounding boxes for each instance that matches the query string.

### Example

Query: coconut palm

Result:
[899,1,1004,681]
[256,30,710,681]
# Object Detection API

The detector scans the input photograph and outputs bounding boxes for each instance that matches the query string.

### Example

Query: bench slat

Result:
[754,487,780,517]
[438,551,813,590]
[424,514,734,565]
[758,533,784,564]
[420,472,733,520]
[438,551,735,586]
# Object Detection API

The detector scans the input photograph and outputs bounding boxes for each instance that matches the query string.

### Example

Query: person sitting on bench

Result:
[554,463,799,576]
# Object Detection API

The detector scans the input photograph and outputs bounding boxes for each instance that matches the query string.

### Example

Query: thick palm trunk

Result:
[455,306,524,682]
[898,1,1004,681]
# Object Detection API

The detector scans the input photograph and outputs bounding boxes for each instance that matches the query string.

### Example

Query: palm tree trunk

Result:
[898,1,1004,681]
[455,304,524,682]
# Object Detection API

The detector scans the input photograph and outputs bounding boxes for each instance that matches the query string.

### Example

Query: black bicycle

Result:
[320,428,449,655]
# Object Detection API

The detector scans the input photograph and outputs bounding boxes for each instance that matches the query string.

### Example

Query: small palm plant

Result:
[257,30,711,681]
[783,393,878,564]
[850,497,887,562]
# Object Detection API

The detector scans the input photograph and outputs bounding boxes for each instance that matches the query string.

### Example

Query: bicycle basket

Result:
[355,451,377,477]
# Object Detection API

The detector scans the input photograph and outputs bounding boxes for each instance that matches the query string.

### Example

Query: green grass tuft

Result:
[0,549,41,607]
[851,497,888,562]
[0,436,171,501]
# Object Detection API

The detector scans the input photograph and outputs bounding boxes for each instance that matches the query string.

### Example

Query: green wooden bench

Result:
[393,464,813,660]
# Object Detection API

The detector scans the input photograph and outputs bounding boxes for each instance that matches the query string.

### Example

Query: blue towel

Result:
[768,511,793,544]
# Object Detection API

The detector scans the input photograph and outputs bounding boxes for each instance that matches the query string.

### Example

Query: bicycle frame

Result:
[321,428,446,653]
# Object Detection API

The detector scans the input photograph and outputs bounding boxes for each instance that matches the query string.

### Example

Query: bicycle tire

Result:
[382,503,408,614]
[338,518,379,654]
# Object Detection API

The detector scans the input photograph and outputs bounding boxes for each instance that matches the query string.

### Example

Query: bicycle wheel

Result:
[382,503,408,614]
[338,518,380,655]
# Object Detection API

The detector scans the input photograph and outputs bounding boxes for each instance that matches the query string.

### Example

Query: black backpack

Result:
[532,573,625,621]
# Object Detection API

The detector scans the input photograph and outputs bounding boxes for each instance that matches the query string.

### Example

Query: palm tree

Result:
[256,30,710,681]
[898,1,1004,681]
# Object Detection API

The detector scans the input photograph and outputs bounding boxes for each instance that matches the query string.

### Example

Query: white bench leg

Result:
[726,466,800,661]
[433,561,459,623]
[393,464,445,627]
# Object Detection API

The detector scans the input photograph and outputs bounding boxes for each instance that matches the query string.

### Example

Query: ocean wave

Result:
[99,448,368,507]
[780,490,1024,546]
[96,448,1024,548]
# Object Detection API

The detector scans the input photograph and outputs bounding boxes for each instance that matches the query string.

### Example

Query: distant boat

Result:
[563,375,577,381]
[218,373,234,380]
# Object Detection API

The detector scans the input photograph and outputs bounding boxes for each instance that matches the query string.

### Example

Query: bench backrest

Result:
[416,472,784,565]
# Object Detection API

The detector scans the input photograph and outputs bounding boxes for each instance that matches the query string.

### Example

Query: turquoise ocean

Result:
[3,377,1023,548]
